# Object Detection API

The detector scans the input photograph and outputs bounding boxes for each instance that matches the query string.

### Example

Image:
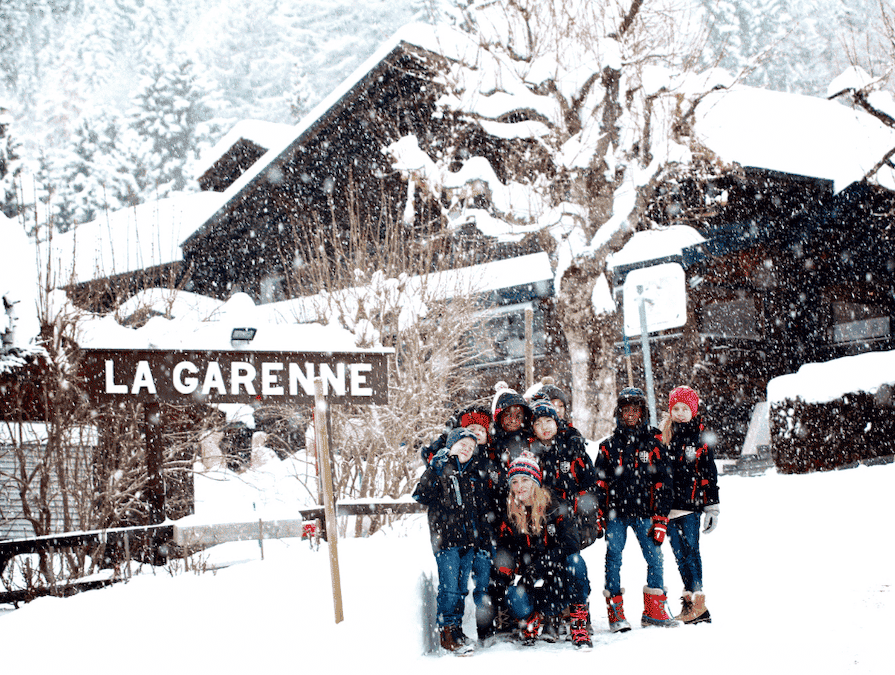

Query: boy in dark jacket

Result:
[594,387,677,632]
[490,382,533,468]
[418,403,505,641]
[413,427,493,654]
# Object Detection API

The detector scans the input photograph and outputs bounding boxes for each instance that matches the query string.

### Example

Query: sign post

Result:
[623,263,687,427]
[314,378,344,623]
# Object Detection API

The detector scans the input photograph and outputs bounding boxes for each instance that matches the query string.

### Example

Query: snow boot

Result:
[604,589,631,633]
[680,592,712,624]
[541,615,561,643]
[441,625,474,654]
[570,603,593,648]
[451,625,472,646]
[641,586,680,627]
[520,611,543,645]
[675,591,694,621]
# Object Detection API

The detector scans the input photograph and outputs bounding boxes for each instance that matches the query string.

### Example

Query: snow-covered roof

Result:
[115,288,226,322]
[694,85,895,194]
[40,191,228,284]
[72,291,366,352]
[74,253,551,354]
[195,119,299,177]
[258,251,554,331]
[767,349,895,404]
[606,225,705,272]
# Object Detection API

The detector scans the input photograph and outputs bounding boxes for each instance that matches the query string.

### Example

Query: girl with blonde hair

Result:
[493,452,592,649]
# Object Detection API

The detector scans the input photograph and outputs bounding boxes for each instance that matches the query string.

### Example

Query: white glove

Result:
[703,505,720,534]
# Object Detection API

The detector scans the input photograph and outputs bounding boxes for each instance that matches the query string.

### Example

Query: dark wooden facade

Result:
[177,41,569,406]
[181,42,448,302]
[614,168,895,456]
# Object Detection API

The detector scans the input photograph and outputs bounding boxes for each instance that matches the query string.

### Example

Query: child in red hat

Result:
[661,386,720,625]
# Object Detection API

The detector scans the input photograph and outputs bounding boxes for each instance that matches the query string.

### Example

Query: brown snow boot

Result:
[603,589,631,633]
[680,592,711,624]
[641,586,679,627]
[675,591,694,621]
[440,625,474,654]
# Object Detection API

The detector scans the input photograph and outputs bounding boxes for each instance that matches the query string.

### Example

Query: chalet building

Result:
[181,35,538,305]
[44,33,895,455]
[610,86,895,456]
[177,32,565,401]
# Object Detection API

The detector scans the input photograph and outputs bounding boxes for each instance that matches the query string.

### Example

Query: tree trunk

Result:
[556,258,618,442]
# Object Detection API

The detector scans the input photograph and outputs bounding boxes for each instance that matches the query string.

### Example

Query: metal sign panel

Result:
[622,262,687,337]
[80,349,389,405]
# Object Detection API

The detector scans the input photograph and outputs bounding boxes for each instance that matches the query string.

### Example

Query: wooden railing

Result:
[0,499,425,605]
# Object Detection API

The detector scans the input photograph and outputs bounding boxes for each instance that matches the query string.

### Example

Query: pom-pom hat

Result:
[491,381,531,426]
[508,451,542,486]
[669,386,699,416]
[537,376,570,409]
[530,400,560,424]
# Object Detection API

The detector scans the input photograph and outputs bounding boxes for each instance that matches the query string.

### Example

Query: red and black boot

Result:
[520,611,543,645]
[570,603,593,648]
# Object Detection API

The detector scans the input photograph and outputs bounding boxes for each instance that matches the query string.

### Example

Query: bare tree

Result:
[275,174,494,536]
[386,0,730,438]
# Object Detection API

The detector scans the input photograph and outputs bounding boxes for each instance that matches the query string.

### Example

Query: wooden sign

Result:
[80,349,389,405]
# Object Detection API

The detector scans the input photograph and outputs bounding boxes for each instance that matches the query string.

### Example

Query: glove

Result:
[649,515,669,545]
[430,448,451,475]
[703,505,720,534]
[595,508,606,539]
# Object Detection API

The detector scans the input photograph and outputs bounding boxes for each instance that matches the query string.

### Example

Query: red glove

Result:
[649,515,669,545]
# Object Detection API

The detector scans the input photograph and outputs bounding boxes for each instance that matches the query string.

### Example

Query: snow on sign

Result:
[79,349,389,405]
[622,262,687,337]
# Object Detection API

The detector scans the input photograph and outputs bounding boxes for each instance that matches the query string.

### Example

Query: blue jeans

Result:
[506,582,534,620]
[669,512,703,592]
[604,516,664,595]
[471,548,492,625]
[566,552,590,604]
[435,546,474,627]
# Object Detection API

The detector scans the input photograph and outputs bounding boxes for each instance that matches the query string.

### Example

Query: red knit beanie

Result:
[669,386,699,416]
[460,410,491,430]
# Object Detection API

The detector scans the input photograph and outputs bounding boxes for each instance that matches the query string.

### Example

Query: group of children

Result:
[412,378,721,655]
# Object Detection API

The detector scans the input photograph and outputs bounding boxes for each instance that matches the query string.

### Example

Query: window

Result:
[468,302,546,366]
[698,291,761,339]
[830,301,890,344]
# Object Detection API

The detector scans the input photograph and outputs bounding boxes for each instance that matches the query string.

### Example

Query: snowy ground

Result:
[1,458,891,674]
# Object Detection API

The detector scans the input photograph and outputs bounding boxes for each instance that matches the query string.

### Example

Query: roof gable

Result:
[183,27,447,250]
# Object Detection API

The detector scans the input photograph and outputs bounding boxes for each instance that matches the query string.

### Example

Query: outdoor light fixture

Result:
[230,327,257,343]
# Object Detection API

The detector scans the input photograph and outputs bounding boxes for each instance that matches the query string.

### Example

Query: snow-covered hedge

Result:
[768,351,895,473]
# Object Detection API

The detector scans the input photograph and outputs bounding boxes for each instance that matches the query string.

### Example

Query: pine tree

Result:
[0,104,23,219]
[50,109,139,230]
[126,56,222,201]
[697,0,795,90]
